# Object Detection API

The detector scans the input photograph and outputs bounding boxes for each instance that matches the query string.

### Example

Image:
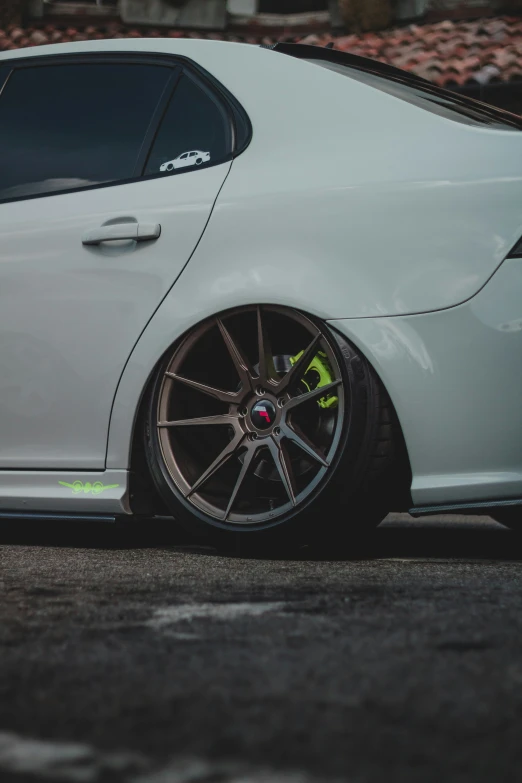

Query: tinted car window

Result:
[0,63,172,200]
[145,74,230,177]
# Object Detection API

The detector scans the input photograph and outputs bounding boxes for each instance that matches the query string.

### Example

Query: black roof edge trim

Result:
[268,41,431,86]
[268,41,522,130]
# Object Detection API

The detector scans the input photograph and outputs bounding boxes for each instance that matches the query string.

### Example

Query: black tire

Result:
[195,158,203,165]
[143,307,397,549]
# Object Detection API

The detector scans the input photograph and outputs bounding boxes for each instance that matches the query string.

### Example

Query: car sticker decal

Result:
[58,481,120,495]
[159,151,211,172]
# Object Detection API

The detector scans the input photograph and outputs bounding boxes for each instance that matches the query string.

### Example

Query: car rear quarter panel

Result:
[330,257,522,505]
[194,46,522,319]
[101,40,522,472]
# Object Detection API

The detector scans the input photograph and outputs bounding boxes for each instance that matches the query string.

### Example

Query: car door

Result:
[0,54,234,469]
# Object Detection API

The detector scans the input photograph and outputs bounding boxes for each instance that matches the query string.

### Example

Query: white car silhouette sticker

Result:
[160,150,211,172]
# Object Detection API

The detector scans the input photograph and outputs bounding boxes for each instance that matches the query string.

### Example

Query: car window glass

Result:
[0,62,172,200]
[145,74,230,177]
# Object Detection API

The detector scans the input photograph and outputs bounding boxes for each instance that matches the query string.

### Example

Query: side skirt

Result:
[0,470,130,515]
[410,497,522,517]
[0,511,117,523]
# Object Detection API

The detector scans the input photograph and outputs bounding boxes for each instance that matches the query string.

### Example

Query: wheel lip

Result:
[154,305,347,531]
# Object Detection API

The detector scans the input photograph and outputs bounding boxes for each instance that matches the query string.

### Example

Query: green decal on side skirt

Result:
[58,481,119,495]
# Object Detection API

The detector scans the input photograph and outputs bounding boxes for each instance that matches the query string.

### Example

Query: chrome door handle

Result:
[82,223,161,246]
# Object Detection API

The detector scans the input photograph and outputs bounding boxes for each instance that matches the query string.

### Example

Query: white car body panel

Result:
[331,256,522,505]
[0,39,521,513]
[0,163,231,469]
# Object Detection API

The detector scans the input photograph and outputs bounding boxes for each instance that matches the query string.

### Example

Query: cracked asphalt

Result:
[2,514,522,783]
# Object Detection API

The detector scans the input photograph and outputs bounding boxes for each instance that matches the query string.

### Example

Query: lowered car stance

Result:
[0,38,521,541]
[159,150,210,171]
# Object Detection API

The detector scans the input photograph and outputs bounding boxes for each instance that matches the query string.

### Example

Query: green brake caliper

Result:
[289,350,338,410]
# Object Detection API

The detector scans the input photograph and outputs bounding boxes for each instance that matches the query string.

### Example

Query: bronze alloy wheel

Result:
[150,306,346,529]
[144,304,399,539]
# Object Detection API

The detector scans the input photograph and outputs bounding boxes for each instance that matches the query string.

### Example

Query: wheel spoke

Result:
[165,372,239,403]
[187,430,245,498]
[223,442,259,520]
[284,379,342,411]
[257,306,277,386]
[267,437,297,506]
[158,307,346,525]
[158,414,237,428]
[281,422,329,467]
[216,317,255,391]
[276,332,322,394]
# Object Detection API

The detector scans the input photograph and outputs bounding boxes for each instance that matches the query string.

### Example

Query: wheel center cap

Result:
[251,399,276,430]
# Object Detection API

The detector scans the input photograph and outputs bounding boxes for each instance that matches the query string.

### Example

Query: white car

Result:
[0,38,521,542]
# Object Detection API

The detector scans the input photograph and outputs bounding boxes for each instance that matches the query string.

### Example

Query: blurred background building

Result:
[2,0,522,112]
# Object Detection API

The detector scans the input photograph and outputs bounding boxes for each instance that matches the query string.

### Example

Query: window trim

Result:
[132,66,182,178]
[142,65,234,178]
[178,54,253,157]
[0,51,251,206]
[0,66,11,96]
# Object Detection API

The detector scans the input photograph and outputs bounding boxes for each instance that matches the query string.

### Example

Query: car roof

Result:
[0,38,278,114]
[0,37,251,64]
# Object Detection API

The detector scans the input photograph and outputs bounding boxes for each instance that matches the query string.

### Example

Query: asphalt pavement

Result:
[2,513,522,783]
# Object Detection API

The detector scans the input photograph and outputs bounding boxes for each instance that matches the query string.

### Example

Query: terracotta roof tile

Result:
[1,15,522,87]
[322,15,522,86]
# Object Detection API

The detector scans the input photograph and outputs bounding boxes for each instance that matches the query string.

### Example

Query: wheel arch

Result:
[327,320,413,510]
[115,306,413,515]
